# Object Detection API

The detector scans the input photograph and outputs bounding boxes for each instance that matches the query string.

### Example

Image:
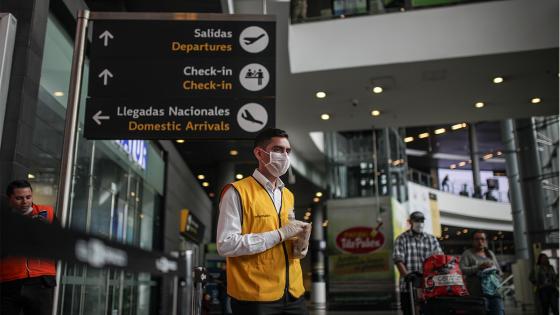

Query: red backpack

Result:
[423,254,469,299]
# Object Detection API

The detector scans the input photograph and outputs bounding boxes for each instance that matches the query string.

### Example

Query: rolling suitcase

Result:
[423,296,486,315]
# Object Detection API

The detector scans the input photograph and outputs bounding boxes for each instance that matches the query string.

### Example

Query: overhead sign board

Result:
[84,14,275,140]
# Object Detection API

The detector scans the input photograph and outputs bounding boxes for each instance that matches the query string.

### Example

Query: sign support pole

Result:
[52,10,90,315]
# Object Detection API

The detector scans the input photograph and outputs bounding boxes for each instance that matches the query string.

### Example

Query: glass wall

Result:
[324,128,408,202]
[30,14,165,315]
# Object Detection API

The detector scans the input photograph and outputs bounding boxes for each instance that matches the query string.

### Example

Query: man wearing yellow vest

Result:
[0,180,57,315]
[217,128,311,314]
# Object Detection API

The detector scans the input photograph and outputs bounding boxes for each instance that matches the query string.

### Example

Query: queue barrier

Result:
[0,210,208,315]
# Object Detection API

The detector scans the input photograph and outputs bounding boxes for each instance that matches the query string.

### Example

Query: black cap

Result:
[409,211,425,222]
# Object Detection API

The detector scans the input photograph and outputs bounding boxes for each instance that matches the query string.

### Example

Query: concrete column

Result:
[515,118,548,261]
[310,202,326,310]
[468,123,482,198]
[500,119,530,260]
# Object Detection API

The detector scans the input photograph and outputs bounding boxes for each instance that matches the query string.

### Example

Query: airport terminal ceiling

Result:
[278,48,558,163]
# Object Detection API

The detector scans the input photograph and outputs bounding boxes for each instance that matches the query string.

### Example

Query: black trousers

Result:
[231,294,308,315]
[0,277,55,315]
[538,286,559,315]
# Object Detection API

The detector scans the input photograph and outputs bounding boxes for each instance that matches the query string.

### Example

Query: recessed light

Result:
[313,197,320,203]
[404,137,414,143]
[418,132,429,139]
[450,164,456,169]
[27,173,35,179]
[531,97,541,104]
[316,91,327,99]
[202,182,209,187]
[372,86,383,94]
[371,110,381,117]
[320,113,330,120]
[475,102,485,108]
[176,139,185,143]
[492,77,504,84]
[458,161,466,167]
[209,192,215,198]
[53,91,64,97]
[451,123,467,130]
[197,174,205,180]
[483,153,493,160]
[496,151,502,156]
[315,192,323,197]
[235,174,243,180]
[434,128,446,135]
[229,149,239,156]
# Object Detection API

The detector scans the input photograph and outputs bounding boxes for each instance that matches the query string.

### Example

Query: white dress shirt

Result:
[217,169,305,257]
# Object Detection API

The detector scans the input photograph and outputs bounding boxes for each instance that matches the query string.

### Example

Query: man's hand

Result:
[479,261,493,270]
[278,220,307,241]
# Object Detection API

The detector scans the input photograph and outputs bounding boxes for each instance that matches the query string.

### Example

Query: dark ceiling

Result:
[84,0,222,12]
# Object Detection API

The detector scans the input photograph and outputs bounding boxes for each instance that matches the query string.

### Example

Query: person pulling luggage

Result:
[393,211,443,315]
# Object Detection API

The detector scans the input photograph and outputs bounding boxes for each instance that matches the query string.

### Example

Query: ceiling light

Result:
[531,97,541,104]
[371,110,381,117]
[176,139,185,143]
[496,151,502,156]
[229,149,239,156]
[27,173,35,179]
[483,153,493,160]
[202,182,209,187]
[197,174,205,180]
[372,86,383,94]
[418,132,429,139]
[53,91,64,97]
[450,164,456,169]
[235,174,243,180]
[320,113,330,120]
[434,128,446,135]
[313,197,320,203]
[322,220,329,227]
[209,192,215,198]
[316,91,327,99]
[456,231,462,236]
[404,137,414,143]
[475,102,485,108]
[315,192,323,197]
[458,161,466,167]
[451,123,467,130]
[492,77,504,84]
[463,228,469,233]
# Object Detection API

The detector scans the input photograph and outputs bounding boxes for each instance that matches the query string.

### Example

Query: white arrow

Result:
[98,69,113,86]
[98,30,114,47]
[93,110,110,125]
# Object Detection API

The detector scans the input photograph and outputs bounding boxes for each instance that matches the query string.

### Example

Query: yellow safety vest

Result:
[225,176,305,301]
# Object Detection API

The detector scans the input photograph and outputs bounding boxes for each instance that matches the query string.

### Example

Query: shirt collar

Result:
[252,169,284,192]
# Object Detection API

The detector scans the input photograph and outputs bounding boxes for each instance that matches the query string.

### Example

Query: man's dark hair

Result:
[472,230,486,239]
[253,128,289,149]
[6,180,32,196]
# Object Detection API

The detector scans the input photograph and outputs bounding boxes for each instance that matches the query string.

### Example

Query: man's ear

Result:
[253,147,261,160]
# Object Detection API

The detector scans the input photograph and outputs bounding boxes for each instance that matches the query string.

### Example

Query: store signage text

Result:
[335,226,385,254]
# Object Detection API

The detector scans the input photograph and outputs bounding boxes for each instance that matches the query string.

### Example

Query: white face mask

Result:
[261,150,290,178]
[412,222,425,234]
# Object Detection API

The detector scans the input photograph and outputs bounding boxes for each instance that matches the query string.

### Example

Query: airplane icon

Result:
[243,33,265,46]
[241,109,264,125]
